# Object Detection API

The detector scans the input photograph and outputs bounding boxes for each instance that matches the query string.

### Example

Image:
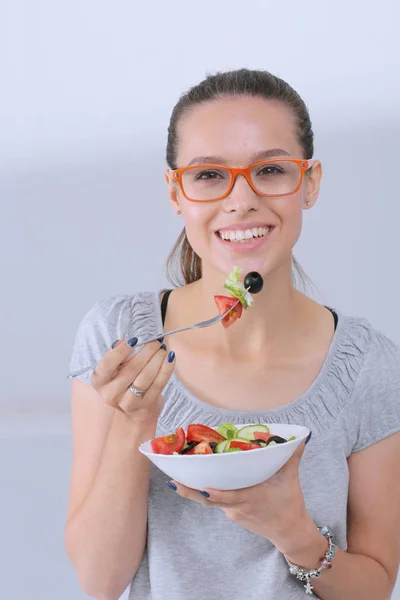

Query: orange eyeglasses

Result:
[165,158,315,203]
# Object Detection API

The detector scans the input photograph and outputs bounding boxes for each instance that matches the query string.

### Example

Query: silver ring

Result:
[129,384,146,397]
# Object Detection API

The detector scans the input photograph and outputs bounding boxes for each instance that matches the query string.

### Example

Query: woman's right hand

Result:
[90,338,175,424]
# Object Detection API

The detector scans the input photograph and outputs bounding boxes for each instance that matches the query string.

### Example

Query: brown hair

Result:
[165,68,315,295]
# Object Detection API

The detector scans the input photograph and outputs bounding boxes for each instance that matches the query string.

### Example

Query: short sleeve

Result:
[347,327,400,453]
[69,295,136,385]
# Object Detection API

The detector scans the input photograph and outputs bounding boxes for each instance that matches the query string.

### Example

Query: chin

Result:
[215,257,271,280]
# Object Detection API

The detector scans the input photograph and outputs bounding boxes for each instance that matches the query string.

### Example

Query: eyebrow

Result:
[187,148,291,167]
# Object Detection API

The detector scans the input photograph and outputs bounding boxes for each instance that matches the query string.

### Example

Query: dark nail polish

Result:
[167,351,175,363]
[111,340,119,349]
[128,337,138,347]
[166,481,177,491]
[305,431,312,445]
[199,490,210,498]
[157,336,164,343]
[160,343,167,351]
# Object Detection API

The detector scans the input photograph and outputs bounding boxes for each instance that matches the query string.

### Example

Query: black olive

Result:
[244,272,264,294]
[209,442,217,450]
[265,435,287,445]
[250,440,264,446]
[179,441,198,454]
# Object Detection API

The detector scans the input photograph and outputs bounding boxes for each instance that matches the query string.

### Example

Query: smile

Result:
[216,226,272,243]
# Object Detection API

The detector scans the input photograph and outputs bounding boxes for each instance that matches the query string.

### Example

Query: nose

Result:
[221,173,261,215]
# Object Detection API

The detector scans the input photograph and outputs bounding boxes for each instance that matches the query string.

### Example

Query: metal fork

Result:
[67,299,240,379]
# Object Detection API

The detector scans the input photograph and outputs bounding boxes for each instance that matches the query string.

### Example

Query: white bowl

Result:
[139,423,309,490]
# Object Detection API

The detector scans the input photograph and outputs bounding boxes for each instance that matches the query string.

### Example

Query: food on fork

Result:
[214,266,264,328]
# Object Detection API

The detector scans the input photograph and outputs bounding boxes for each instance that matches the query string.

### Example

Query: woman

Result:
[65,69,400,600]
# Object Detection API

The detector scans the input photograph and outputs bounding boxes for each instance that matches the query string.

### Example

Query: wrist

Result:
[111,409,158,447]
[282,517,328,569]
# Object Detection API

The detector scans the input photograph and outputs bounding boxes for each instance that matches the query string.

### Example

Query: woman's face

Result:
[167,96,321,280]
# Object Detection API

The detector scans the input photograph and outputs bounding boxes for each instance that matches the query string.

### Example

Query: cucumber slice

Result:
[237,424,270,440]
[223,437,255,452]
[225,447,242,453]
[214,440,230,454]
[288,435,296,441]
[268,441,277,446]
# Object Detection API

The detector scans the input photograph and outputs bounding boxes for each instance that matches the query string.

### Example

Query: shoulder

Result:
[338,311,400,453]
[346,314,400,389]
[334,309,399,373]
[69,291,160,384]
[77,290,160,331]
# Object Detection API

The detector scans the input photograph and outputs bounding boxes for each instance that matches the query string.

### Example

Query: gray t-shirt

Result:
[69,291,400,600]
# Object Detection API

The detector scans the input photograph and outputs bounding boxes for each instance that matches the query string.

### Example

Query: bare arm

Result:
[284,431,400,599]
[65,340,175,600]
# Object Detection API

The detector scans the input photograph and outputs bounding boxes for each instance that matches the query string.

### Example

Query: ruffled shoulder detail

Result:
[343,325,400,454]
[69,291,159,385]
[158,312,374,438]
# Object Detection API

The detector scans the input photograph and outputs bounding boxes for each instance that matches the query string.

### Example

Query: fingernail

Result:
[166,481,177,491]
[160,343,167,351]
[305,431,312,445]
[199,490,210,498]
[167,351,175,363]
[128,337,138,347]
[111,340,119,349]
[157,336,164,343]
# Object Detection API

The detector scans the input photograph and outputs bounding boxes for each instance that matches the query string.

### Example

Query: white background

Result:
[1,0,399,598]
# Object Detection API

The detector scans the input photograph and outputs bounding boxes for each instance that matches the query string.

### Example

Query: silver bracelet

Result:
[284,525,337,595]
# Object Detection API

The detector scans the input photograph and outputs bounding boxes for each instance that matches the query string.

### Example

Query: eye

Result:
[257,164,285,176]
[194,170,225,180]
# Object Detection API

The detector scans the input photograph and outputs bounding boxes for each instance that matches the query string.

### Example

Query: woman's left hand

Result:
[168,440,314,554]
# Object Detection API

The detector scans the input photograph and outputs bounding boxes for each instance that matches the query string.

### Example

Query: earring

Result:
[177,209,182,215]
[306,201,311,207]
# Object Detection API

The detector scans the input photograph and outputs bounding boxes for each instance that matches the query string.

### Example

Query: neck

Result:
[184,260,309,358]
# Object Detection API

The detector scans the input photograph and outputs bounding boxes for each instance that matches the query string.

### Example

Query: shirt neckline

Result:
[152,289,346,418]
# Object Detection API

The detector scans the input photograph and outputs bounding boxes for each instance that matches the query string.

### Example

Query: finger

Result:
[111,342,166,396]
[201,487,248,505]
[91,337,141,388]
[117,348,176,414]
[141,349,176,400]
[168,481,215,506]
[130,345,168,392]
[117,346,170,413]
[274,440,307,476]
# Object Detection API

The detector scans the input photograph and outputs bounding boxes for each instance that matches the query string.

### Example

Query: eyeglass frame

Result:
[165,158,316,203]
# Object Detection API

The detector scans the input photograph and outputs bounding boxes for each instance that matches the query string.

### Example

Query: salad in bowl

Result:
[139,422,309,490]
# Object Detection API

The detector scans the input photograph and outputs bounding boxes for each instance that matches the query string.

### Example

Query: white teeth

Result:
[218,226,271,242]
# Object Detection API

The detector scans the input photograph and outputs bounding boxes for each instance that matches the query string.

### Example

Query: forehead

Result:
[177,96,300,166]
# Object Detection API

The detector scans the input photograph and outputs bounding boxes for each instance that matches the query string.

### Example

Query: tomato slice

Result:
[150,427,186,455]
[253,432,274,444]
[186,441,213,455]
[214,295,243,329]
[230,440,261,451]
[187,424,226,444]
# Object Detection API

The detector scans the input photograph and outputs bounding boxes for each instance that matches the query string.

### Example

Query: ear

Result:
[304,160,322,209]
[165,169,181,214]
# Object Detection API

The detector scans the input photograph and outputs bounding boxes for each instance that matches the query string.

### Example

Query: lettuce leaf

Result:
[223,265,254,309]
[216,422,240,439]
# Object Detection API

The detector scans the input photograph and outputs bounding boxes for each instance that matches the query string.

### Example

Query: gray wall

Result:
[1,0,399,598]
